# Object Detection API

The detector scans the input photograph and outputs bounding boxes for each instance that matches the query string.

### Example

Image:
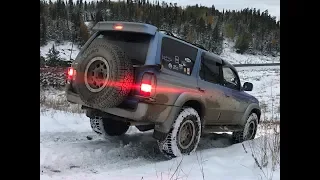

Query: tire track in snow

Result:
[40,129,235,176]
[40,130,164,175]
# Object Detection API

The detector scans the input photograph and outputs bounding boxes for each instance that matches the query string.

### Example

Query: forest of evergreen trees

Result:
[40,0,280,57]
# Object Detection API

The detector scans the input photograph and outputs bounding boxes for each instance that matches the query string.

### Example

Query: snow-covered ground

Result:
[237,66,280,121]
[40,66,280,180]
[40,109,279,180]
[40,40,280,180]
[40,40,280,64]
[220,41,280,64]
[40,41,80,61]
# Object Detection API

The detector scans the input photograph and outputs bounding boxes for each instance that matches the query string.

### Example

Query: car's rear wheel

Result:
[232,113,258,143]
[158,107,202,159]
[90,116,129,136]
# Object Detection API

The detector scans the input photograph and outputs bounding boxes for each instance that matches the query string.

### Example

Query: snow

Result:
[84,21,91,27]
[40,40,280,180]
[40,63,280,179]
[40,40,280,64]
[40,109,89,133]
[40,109,279,180]
[221,40,280,64]
[237,66,280,121]
[40,41,80,61]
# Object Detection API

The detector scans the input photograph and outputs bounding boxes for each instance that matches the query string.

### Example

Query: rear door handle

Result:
[197,87,205,92]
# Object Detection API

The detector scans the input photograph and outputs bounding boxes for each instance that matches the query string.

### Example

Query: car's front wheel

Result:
[90,117,129,136]
[158,107,202,159]
[232,112,258,143]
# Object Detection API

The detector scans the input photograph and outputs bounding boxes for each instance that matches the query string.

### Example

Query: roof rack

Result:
[159,29,208,51]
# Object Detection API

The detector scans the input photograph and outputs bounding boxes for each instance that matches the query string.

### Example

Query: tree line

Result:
[40,0,280,57]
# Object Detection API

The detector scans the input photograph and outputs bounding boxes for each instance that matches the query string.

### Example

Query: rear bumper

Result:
[66,89,175,123]
[104,103,149,121]
[66,90,83,105]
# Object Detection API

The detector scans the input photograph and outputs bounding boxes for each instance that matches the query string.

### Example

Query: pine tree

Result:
[39,1,280,56]
[235,33,251,54]
[46,44,61,66]
[40,15,47,46]
[79,20,90,46]
[211,16,223,54]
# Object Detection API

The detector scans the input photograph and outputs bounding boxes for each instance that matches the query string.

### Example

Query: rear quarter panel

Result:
[153,33,203,106]
[150,35,209,133]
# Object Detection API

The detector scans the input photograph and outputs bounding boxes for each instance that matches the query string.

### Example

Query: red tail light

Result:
[66,67,76,82]
[140,73,156,97]
[141,84,152,93]
[68,67,74,76]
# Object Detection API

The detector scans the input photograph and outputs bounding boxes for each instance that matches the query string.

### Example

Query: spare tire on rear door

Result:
[74,39,133,109]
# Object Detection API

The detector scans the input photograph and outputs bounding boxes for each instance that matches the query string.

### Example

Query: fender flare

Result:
[240,103,261,126]
[154,92,206,135]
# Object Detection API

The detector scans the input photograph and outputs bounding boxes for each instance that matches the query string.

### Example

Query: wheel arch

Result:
[153,93,206,140]
[251,108,261,123]
[182,100,205,123]
[240,103,261,125]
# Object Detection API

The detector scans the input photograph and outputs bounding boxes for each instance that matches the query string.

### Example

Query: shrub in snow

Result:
[44,44,72,67]
[40,67,66,87]
[46,44,62,66]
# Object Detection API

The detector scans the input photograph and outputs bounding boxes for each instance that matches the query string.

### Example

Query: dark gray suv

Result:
[65,21,261,158]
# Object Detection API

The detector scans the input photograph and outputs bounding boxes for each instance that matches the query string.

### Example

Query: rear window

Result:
[161,37,198,76]
[99,31,152,65]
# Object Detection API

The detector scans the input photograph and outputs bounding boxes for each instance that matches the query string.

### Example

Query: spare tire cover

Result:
[74,39,133,109]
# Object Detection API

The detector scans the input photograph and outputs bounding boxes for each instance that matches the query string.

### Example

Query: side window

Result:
[161,37,198,76]
[222,67,240,90]
[199,57,221,84]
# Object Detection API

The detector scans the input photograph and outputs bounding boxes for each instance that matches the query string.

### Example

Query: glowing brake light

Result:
[113,24,123,30]
[68,67,74,76]
[141,83,152,93]
[140,72,156,97]
[66,67,76,82]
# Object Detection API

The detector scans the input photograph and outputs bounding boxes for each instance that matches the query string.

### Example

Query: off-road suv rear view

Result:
[65,21,261,158]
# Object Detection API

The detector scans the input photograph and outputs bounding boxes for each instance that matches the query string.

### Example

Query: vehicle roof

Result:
[93,21,236,71]
[93,21,158,35]
[200,50,236,71]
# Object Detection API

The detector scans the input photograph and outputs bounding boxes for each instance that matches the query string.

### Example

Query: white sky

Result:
[48,0,280,21]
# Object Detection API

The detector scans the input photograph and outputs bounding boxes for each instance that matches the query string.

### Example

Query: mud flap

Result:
[153,130,167,141]
[153,106,180,134]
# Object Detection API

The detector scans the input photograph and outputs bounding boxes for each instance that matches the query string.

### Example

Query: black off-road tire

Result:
[74,39,133,109]
[90,117,129,136]
[232,113,259,143]
[157,107,202,159]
